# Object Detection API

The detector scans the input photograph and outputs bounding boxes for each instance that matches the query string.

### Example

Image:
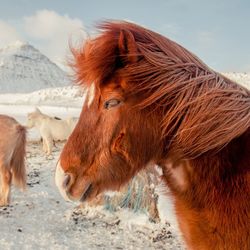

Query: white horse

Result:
[26,108,78,155]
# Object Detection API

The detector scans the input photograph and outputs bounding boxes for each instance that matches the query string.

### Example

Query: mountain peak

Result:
[0,42,69,93]
[1,40,31,51]
[9,40,29,48]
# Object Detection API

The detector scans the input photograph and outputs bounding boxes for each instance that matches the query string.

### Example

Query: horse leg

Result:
[42,137,47,153]
[44,136,53,155]
[41,137,47,153]
[0,167,12,206]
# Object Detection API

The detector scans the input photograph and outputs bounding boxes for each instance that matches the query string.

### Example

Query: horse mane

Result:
[72,20,250,158]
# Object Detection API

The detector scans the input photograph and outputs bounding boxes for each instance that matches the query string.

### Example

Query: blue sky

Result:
[0,0,249,72]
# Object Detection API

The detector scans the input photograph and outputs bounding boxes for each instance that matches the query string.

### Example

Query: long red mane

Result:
[72,21,250,158]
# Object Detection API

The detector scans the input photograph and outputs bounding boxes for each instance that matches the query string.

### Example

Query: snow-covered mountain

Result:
[222,72,250,89]
[0,41,69,93]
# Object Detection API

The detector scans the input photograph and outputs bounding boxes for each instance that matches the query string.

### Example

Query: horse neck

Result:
[160,129,250,249]
[162,128,249,203]
[34,114,47,129]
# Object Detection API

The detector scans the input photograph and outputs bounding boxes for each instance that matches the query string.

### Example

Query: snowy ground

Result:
[0,141,183,250]
[0,72,248,249]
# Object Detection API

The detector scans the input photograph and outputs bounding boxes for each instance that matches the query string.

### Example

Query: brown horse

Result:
[55,21,250,249]
[0,115,26,206]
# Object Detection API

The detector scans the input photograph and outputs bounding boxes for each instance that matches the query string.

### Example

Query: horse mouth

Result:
[80,183,93,202]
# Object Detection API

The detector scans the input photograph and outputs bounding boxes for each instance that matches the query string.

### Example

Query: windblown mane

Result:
[72,21,250,158]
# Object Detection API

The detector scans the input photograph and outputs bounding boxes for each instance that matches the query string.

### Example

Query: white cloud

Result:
[23,9,86,68]
[0,20,23,48]
[24,10,84,40]
[0,10,86,70]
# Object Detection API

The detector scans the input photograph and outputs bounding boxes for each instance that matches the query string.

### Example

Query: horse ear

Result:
[35,107,41,113]
[118,29,138,63]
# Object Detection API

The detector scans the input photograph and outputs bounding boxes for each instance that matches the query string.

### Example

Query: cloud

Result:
[23,10,86,68]
[0,10,86,70]
[24,10,84,40]
[0,20,23,48]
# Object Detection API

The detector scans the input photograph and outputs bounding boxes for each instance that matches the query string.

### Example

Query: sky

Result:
[0,0,249,72]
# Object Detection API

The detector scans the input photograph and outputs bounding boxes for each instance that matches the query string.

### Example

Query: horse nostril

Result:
[62,174,71,189]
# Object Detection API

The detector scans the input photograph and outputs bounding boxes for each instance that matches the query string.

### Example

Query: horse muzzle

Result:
[55,161,93,202]
[55,161,72,202]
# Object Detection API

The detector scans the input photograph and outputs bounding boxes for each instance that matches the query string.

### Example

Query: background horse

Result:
[0,115,26,206]
[55,21,250,249]
[27,108,78,155]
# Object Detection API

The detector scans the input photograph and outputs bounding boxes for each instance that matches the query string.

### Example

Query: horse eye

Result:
[104,99,121,109]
